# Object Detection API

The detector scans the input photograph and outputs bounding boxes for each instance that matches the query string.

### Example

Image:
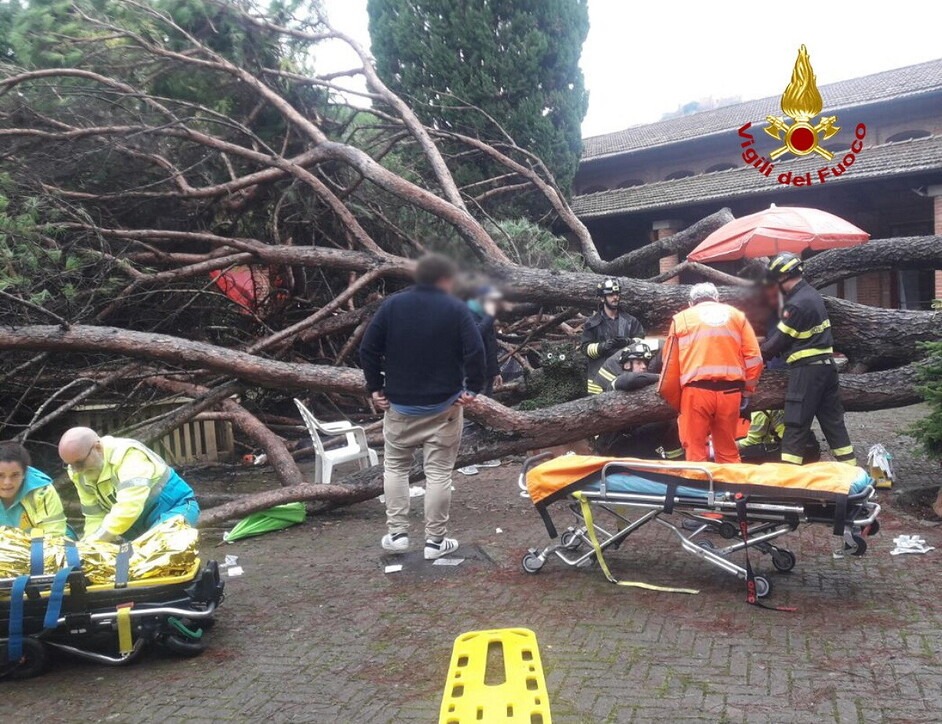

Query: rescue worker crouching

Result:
[589,342,684,460]
[58,427,199,542]
[737,409,786,462]
[759,252,855,465]
[588,341,658,395]
[0,441,68,537]
[580,278,645,394]
[658,283,764,463]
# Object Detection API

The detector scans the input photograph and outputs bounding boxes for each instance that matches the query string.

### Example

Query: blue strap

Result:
[43,567,75,630]
[42,542,83,630]
[7,575,29,663]
[64,539,81,569]
[115,543,132,589]
[29,531,43,576]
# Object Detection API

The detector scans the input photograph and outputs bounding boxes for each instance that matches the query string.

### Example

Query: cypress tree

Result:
[367,0,589,204]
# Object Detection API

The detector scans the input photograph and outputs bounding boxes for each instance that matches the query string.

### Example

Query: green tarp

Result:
[223,503,307,542]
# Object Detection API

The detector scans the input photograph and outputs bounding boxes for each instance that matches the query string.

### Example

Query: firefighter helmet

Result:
[619,341,652,365]
[596,278,621,297]
[766,252,804,282]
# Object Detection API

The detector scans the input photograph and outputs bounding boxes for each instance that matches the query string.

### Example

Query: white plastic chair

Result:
[293,399,378,484]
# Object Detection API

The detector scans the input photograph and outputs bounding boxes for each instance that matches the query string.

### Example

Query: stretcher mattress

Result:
[599,471,871,500]
[527,455,872,507]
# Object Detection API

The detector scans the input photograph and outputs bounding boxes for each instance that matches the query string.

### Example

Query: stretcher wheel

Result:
[754,576,771,599]
[560,530,582,551]
[521,551,545,574]
[863,520,880,537]
[718,522,738,539]
[771,549,796,572]
[844,535,868,556]
[0,638,47,680]
[161,633,208,658]
[698,540,717,551]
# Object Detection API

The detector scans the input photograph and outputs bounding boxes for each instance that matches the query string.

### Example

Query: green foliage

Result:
[489,218,583,271]
[911,329,942,460]
[367,0,589,202]
[517,342,584,411]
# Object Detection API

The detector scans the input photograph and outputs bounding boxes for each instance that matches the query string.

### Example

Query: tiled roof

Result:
[571,134,942,219]
[582,58,942,161]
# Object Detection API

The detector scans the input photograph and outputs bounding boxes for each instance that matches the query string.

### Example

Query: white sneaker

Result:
[478,460,501,468]
[457,466,479,476]
[424,537,459,560]
[381,532,409,552]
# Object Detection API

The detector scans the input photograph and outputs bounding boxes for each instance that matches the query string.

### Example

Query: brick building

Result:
[571,58,942,308]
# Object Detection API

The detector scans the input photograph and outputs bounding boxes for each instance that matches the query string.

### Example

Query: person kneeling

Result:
[0,441,68,537]
[588,341,659,395]
[58,427,199,542]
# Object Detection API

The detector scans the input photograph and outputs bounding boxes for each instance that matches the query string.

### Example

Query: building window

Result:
[665,169,695,181]
[582,184,608,194]
[885,129,930,143]
[616,178,644,189]
[705,162,737,173]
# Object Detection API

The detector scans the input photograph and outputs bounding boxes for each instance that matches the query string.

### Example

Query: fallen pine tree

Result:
[197,364,922,524]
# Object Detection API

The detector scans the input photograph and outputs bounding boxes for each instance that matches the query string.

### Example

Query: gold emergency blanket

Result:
[0,517,198,584]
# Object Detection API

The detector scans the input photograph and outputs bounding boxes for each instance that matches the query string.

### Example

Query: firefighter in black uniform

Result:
[580,278,645,393]
[588,341,658,395]
[760,252,855,465]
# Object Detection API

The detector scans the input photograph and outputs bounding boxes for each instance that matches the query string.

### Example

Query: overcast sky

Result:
[318,0,942,139]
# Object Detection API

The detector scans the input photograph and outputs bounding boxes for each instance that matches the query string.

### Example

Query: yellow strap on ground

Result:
[573,492,699,595]
[116,605,133,655]
[439,628,551,724]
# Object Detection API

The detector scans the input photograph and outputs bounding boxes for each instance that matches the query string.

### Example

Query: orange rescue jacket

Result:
[657,301,763,411]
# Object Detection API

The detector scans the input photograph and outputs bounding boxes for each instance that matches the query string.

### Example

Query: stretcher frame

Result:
[0,558,224,678]
[519,455,881,598]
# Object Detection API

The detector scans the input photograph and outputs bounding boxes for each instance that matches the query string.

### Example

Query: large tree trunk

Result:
[805,236,942,289]
[198,364,922,524]
[824,299,940,370]
[0,325,366,394]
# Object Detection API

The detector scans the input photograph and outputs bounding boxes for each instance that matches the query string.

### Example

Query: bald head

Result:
[59,427,100,465]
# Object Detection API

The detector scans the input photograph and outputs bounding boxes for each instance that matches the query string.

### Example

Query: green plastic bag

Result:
[223,502,307,542]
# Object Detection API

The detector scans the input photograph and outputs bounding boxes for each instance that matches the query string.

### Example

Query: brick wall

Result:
[653,220,683,285]
[856,271,893,308]
[935,196,942,299]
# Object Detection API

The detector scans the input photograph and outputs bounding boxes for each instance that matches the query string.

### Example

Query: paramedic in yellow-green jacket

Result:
[58,427,199,542]
[0,441,68,537]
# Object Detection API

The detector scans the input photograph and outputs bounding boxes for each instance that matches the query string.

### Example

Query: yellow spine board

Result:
[439,628,551,724]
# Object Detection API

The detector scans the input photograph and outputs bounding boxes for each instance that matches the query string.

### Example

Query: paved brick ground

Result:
[7,406,942,723]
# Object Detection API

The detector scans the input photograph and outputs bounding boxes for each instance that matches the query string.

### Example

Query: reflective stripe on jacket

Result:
[0,467,67,537]
[68,436,174,537]
[587,352,624,394]
[738,409,786,448]
[657,301,763,410]
[579,308,645,381]
[760,280,834,366]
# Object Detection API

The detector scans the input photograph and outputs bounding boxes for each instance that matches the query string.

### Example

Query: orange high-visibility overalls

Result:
[657,302,763,463]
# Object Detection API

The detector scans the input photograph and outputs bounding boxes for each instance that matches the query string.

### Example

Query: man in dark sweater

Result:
[360,254,486,560]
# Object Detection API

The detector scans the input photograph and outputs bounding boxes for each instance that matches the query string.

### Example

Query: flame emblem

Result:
[764,45,840,160]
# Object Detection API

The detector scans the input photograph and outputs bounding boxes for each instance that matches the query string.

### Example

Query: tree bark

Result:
[603,208,735,276]
[0,325,366,393]
[824,298,942,369]
[198,365,923,522]
[805,236,942,289]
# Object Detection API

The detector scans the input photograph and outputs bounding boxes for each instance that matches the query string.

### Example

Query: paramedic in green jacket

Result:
[58,427,199,542]
[0,441,68,537]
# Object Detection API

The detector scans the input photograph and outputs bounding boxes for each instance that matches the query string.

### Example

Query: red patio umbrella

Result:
[687,205,869,264]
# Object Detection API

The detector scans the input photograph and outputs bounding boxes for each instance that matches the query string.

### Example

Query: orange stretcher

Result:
[517,455,881,601]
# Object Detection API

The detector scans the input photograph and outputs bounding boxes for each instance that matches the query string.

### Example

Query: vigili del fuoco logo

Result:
[738,45,867,187]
